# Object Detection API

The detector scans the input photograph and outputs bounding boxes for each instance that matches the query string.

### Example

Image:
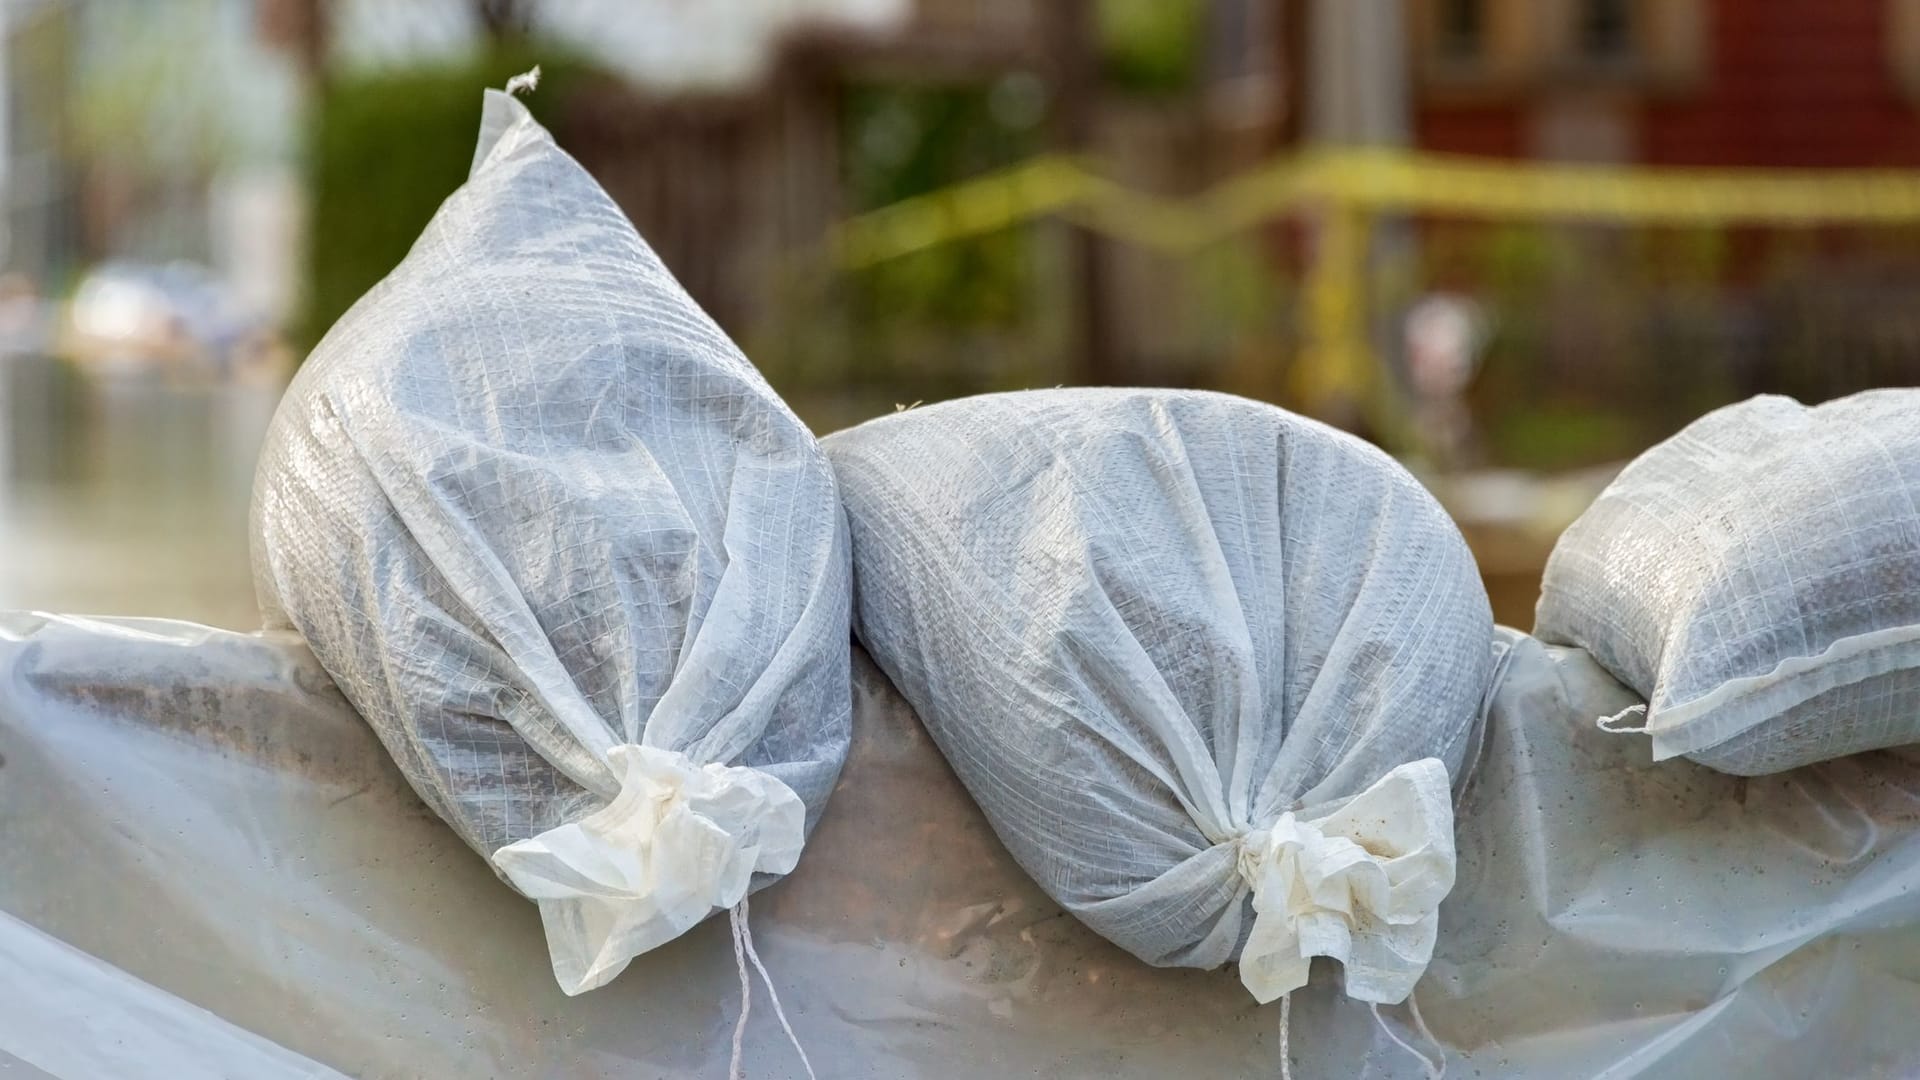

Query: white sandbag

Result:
[249,86,851,994]
[823,388,1494,1007]
[1536,390,1920,775]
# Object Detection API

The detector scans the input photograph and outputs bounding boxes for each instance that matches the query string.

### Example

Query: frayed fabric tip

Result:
[506,66,542,97]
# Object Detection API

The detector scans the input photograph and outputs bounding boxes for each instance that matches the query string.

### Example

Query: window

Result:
[1577,0,1634,62]
[1439,0,1485,62]
[1204,0,1284,132]
[1893,0,1920,101]
[1416,0,1702,94]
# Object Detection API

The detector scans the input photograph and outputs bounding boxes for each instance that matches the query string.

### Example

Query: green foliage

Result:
[300,46,591,349]
[843,81,1043,209]
[1181,238,1299,366]
[1633,226,1728,289]
[840,82,1044,332]
[1098,0,1204,94]
[73,0,277,175]
[1486,405,1642,472]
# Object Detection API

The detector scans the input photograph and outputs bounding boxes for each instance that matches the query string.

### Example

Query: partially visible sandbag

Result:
[1536,390,1920,775]
[249,86,851,994]
[824,388,1494,1011]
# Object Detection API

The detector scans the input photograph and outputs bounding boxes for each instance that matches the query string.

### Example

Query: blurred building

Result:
[1406,0,1920,166]
[10,0,1914,408]
[0,0,83,289]
[0,0,303,330]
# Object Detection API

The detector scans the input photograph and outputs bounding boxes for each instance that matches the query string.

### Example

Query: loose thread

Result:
[729,905,751,1080]
[1371,994,1446,1080]
[1278,993,1294,1080]
[1406,992,1446,1080]
[728,896,817,1080]
[1597,702,1650,734]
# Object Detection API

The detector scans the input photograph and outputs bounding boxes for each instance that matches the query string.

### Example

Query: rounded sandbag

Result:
[825,388,1493,1005]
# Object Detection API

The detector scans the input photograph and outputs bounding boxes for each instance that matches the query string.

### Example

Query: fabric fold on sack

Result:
[1236,757,1455,1005]
[250,83,851,995]
[493,745,806,994]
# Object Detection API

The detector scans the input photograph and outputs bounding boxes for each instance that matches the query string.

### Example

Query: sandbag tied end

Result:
[1235,757,1457,1006]
[492,745,807,996]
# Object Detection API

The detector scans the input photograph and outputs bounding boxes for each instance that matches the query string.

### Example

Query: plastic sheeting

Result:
[0,910,343,1079]
[4,614,1920,1077]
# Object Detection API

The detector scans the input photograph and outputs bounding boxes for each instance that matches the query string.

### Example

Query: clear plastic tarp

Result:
[3,614,1920,1077]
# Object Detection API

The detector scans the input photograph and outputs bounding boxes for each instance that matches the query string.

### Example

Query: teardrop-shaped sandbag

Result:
[824,388,1492,1005]
[251,89,852,995]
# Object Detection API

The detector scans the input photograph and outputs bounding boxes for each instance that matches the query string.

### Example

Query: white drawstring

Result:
[1278,993,1294,1080]
[1406,992,1446,1079]
[729,904,752,1080]
[740,895,816,1080]
[1370,993,1446,1080]
[1277,988,1445,1079]
[727,896,817,1080]
[1597,702,1650,734]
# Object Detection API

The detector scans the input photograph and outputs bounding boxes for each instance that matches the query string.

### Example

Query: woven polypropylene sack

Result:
[824,388,1493,1006]
[1536,390,1920,776]
[250,89,851,994]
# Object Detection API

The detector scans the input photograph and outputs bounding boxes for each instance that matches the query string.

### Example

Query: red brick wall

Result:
[1411,0,1920,166]
[1416,101,1527,157]
[1642,0,1920,167]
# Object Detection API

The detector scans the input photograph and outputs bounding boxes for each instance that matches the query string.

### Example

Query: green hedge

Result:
[300,47,591,350]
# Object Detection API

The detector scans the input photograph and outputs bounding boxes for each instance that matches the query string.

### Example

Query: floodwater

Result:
[0,354,277,629]
[0,354,1553,633]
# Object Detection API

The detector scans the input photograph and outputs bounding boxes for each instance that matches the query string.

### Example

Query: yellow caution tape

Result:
[832,148,1920,268]
[831,156,1093,269]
